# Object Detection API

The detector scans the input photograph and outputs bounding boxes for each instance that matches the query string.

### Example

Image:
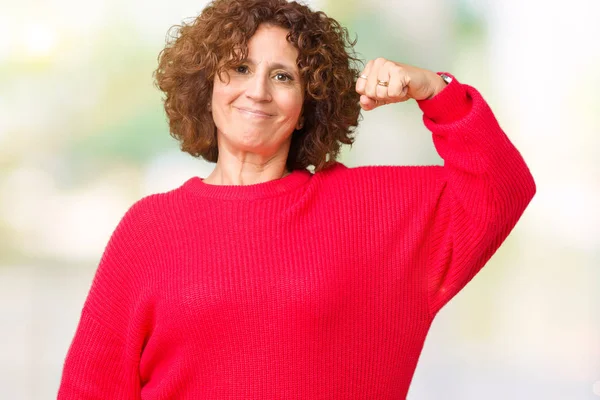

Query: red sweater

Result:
[58,77,535,399]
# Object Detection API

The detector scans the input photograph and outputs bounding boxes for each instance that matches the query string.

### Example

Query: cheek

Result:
[211,84,230,106]
[212,74,241,104]
[280,93,304,119]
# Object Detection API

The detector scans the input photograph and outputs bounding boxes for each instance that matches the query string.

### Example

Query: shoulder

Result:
[309,162,447,210]
[108,184,190,245]
[315,162,445,191]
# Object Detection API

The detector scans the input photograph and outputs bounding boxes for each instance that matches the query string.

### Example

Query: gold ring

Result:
[359,74,368,79]
[377,80,389,87]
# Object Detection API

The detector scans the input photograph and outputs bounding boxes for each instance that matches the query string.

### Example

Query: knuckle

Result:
[385,60,397,69]
[391,64,404,74]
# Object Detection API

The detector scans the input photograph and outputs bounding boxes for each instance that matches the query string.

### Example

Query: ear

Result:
[207,102,212,112]
[295,116,304,130]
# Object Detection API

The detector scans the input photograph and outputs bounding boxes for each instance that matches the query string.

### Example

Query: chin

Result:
[219,127,292,156]
[238,132,270,148]
[228,136,274,155]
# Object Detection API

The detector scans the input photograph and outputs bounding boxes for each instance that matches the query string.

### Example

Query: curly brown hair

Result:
[154,0,362,172]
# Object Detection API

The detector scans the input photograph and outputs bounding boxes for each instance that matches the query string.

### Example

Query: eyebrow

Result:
[245,58,299,74]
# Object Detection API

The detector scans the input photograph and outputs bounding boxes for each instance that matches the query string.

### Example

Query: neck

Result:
[203,150,290,186]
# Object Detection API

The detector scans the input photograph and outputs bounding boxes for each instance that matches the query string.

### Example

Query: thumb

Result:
[360,95,380,111]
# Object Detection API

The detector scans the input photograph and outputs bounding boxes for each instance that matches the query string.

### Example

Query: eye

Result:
[274,73,293,82]
[234,65,249,74]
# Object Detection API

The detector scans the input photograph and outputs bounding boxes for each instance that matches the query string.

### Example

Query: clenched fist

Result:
[355,58,448,110]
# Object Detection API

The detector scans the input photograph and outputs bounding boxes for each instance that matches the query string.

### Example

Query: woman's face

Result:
[211,24,304,159]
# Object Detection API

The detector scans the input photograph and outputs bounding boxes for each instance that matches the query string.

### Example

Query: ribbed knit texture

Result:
[58,76,536,399]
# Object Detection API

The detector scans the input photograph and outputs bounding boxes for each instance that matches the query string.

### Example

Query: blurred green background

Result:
[1,0,599,398]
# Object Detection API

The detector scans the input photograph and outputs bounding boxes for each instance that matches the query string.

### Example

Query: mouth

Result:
[234,107,273,118]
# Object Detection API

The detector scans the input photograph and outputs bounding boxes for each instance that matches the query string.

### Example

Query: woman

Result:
[58,0,535,398]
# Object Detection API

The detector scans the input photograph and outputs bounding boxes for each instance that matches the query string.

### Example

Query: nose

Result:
[245,73,272,102]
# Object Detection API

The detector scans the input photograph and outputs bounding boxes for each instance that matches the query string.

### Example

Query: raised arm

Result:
[416,75,535,315]
[356,61,536,316]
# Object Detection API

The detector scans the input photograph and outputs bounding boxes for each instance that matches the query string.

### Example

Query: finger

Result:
[360,95,386,111]
[356,60,373,94]
[360,95,377,111]
[375,61,394,100]
[364,58,387,99]
[387,64,410,102]
[387,79,409,103]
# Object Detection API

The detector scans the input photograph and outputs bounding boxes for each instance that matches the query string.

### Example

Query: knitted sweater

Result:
[58,76,535,399]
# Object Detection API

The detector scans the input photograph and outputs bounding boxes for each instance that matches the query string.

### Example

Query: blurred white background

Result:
[0,0,598,398]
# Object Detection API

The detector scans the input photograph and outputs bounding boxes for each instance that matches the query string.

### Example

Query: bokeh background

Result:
[1,0,599,398]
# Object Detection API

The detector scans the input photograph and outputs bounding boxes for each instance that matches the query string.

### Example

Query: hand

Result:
[355,58,447,111]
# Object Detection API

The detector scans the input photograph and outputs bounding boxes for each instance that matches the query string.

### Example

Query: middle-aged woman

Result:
[58,0,536,398]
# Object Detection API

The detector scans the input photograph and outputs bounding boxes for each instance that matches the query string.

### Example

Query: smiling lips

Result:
[235,107,273,118]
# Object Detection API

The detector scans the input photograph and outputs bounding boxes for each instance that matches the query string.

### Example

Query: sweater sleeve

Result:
[57,200,151,399]
[57,313,142,399]
[416,74,536,317]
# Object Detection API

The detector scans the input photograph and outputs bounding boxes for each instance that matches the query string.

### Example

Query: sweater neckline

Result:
[182,169,312,200]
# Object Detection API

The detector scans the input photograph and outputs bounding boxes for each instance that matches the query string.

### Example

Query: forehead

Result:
[246,24,299,65]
